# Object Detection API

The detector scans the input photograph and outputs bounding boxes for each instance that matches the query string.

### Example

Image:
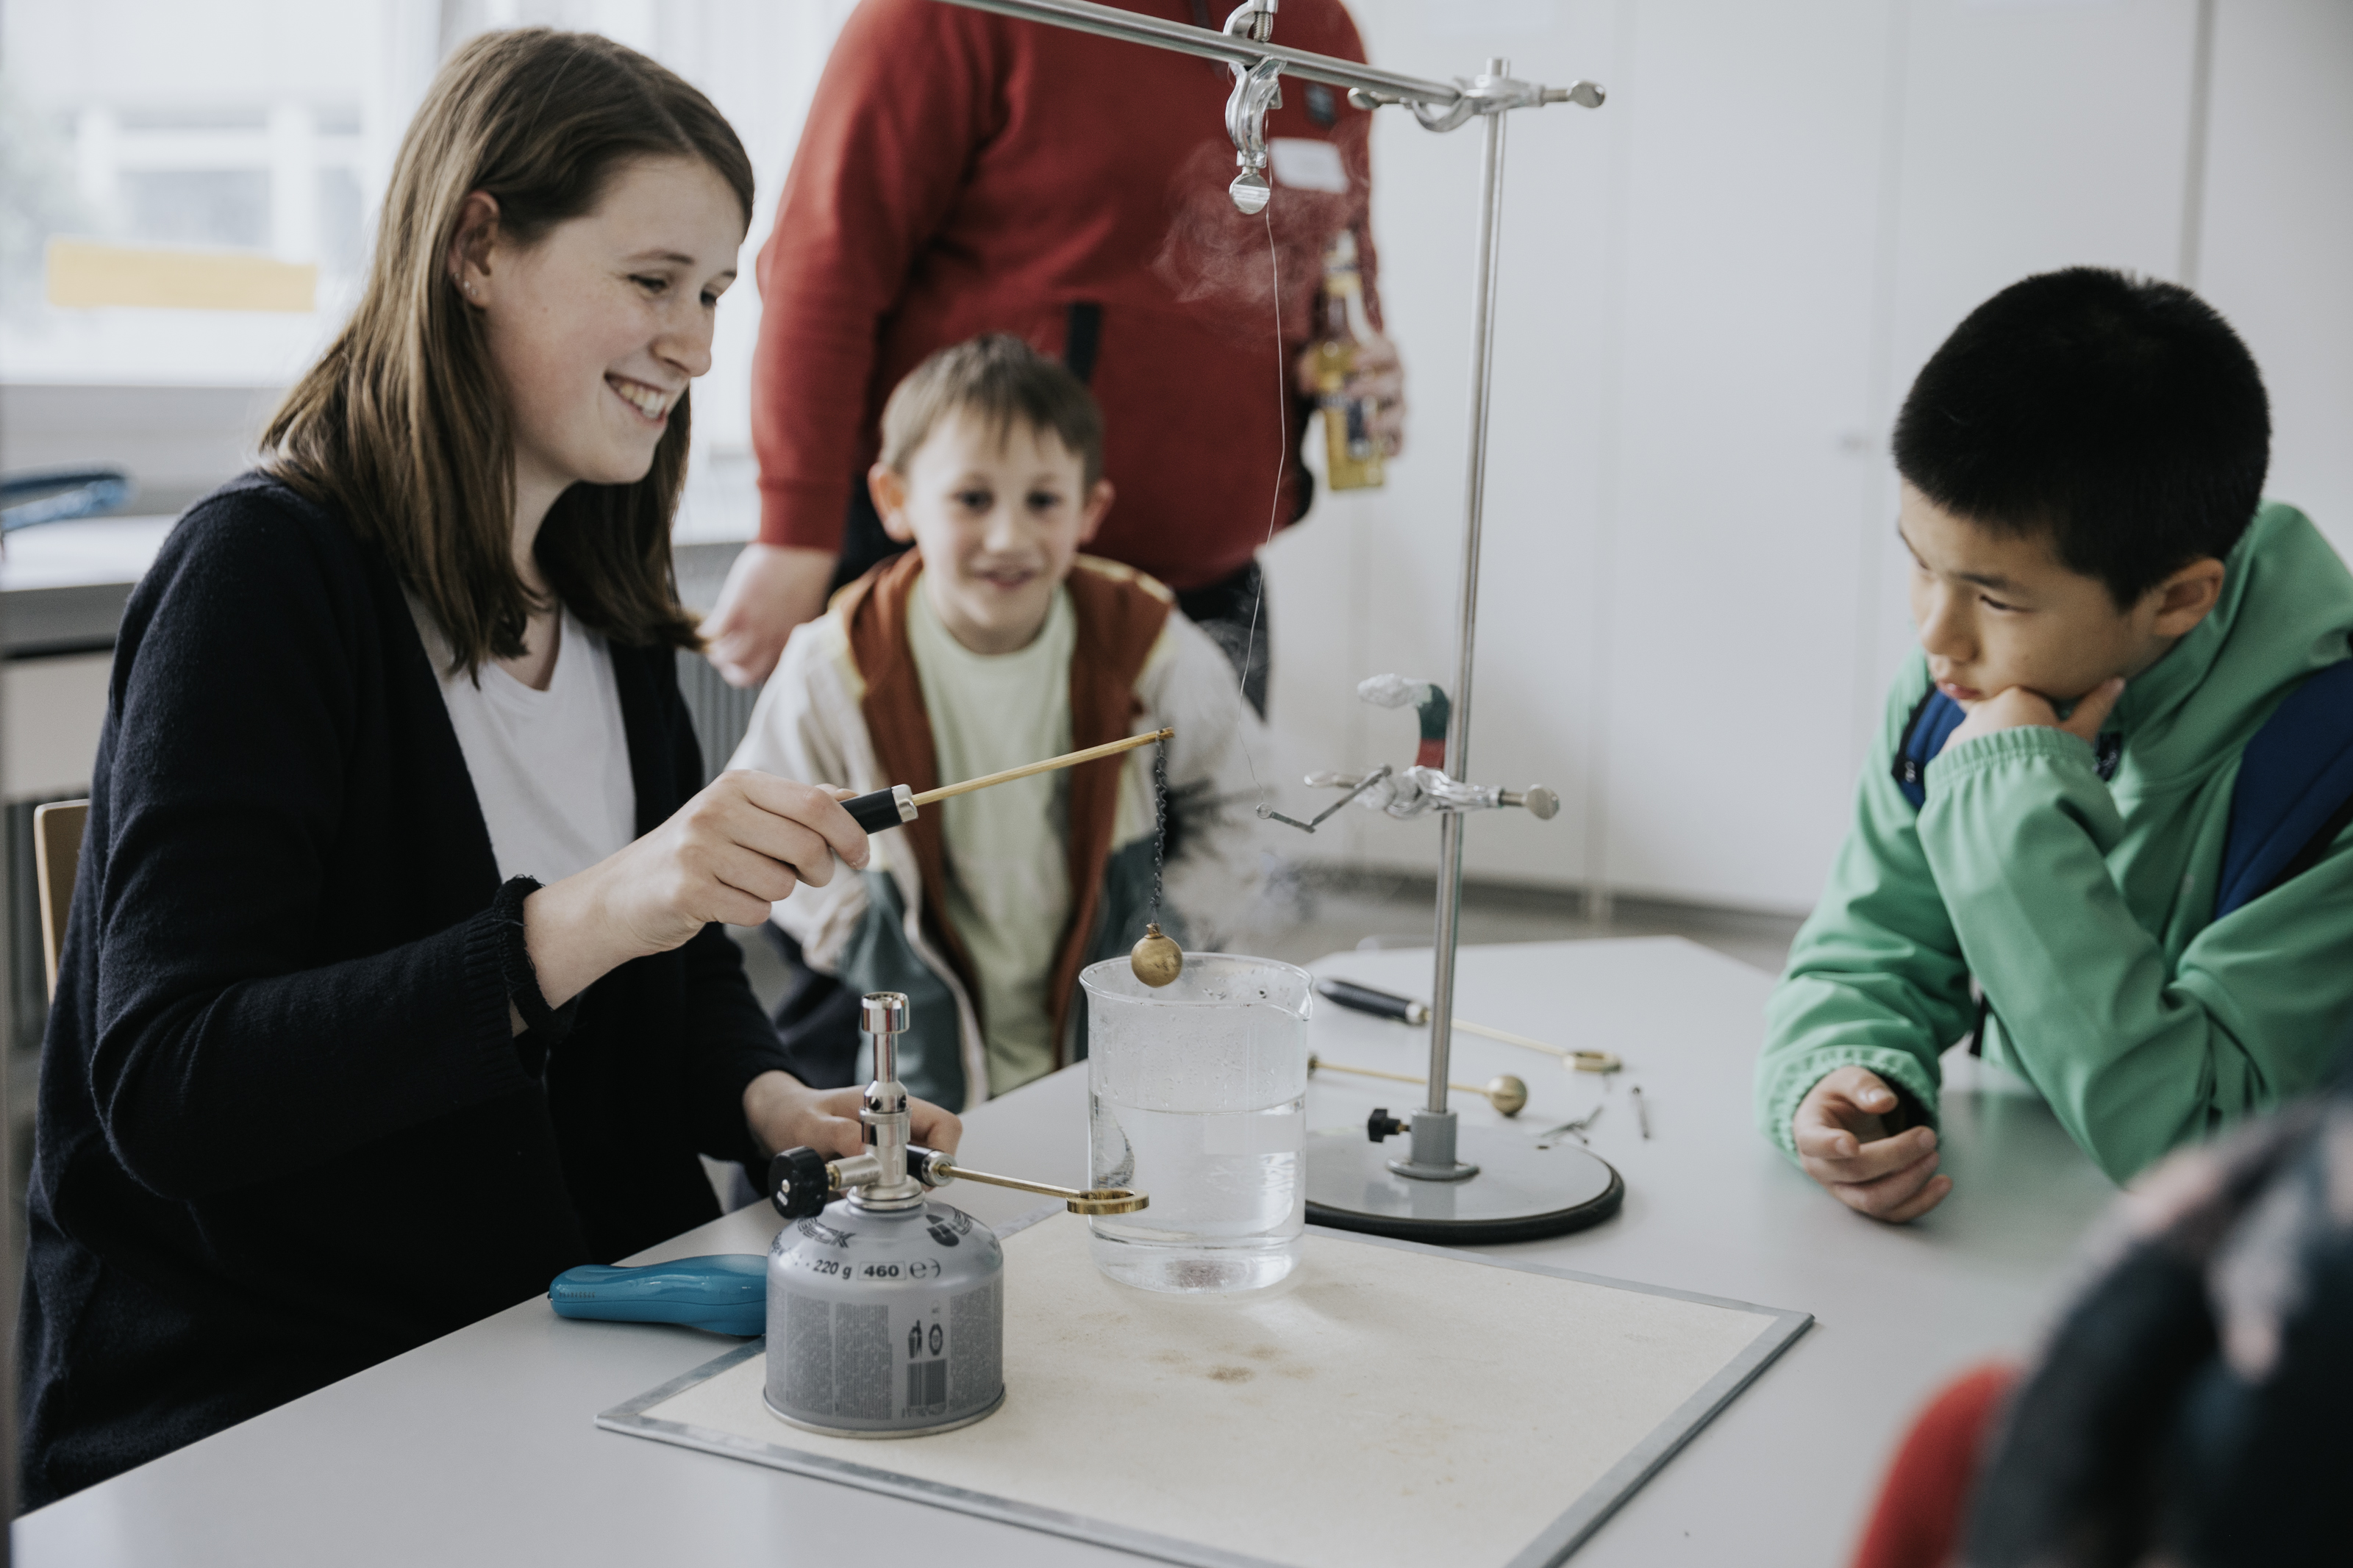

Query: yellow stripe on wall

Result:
[45,238,317,313]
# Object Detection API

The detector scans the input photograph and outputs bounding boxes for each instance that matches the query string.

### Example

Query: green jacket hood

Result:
[2112,503,2353,785]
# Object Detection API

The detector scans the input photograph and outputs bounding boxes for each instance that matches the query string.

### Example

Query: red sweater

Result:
[751,0,1381,590]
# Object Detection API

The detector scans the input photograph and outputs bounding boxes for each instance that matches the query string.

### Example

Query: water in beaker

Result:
[1081,954,1312,1292]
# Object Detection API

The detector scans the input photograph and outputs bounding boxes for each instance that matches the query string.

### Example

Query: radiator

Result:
[676,650,764,787]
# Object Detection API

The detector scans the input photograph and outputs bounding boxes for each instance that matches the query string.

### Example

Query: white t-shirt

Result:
[905,576,1076,1095]
[429,604,637,886]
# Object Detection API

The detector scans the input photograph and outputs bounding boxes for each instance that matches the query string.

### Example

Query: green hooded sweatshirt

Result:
[1757,503,2353,1184]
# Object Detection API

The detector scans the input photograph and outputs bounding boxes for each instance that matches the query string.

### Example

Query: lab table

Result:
[13,937,2118,1567]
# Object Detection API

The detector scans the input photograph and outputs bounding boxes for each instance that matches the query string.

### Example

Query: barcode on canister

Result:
[906,1358,947,1412]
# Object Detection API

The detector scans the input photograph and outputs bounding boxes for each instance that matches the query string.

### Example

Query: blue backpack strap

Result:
[2216,655,2353,919]
[1892,685,1969,808]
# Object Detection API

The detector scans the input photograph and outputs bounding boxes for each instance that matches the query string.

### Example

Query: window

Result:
[1,3,380,385]
[1,0,859,530]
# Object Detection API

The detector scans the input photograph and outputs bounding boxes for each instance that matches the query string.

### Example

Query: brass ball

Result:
[1486,1075,1528,1117]
[1130,923,1184,988]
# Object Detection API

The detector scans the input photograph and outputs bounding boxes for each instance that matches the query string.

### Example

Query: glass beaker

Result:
[1081,953,1312,1292]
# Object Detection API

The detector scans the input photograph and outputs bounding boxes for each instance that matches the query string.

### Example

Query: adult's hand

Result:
[1793,1066,1952,1222]
[522,770,866,1012]
[1293,330,1407,457]
[701,543,835,688]
[742,1072,963,1161]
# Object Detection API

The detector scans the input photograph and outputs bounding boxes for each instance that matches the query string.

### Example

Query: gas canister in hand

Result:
[764,992,1147,1437]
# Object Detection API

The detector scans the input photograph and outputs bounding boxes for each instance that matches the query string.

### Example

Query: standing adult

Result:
[700,0,1402,712]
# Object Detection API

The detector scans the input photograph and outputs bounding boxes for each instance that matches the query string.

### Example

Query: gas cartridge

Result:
[765,992,1005,1437]
[765,993,1149,1436]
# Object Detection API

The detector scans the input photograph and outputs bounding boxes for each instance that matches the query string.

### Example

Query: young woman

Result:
[18,29,958,1507]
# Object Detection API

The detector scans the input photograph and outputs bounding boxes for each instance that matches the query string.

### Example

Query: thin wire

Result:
[1232,207,1288,807]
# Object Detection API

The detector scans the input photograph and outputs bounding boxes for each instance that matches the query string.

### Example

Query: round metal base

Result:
[1385,1157,1478,1182]
[763,1386,1006,1440]
[1306,1126,1623,1245]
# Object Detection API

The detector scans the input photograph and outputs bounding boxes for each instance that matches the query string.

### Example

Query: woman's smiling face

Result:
[461,155,743,501]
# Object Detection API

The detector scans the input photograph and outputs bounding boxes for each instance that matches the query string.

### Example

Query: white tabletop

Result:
[0,515,176,593]
[13,938,2118,1566]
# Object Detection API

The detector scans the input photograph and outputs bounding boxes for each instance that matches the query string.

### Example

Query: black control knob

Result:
[1367,1109,1409,1144]
[768,1146,833,1219]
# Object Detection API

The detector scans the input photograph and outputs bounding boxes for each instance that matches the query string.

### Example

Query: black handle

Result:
[1367,1108,1409,1143]
[768,1147,832,1219]
[843,787,913,834]
[1318,978,1428,1025]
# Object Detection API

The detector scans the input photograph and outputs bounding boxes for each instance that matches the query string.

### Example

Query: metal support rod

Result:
[934,0,1466,108]
[1421,64,1512,1123]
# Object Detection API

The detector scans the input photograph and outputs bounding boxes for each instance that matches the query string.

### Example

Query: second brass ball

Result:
[1130,923,1184,988]
[1486,1075,1528,1117]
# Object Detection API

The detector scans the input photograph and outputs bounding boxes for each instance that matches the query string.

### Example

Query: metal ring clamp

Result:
[1225,55,1285,212]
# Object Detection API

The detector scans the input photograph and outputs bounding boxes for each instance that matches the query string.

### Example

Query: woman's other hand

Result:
[742,1071,963,1161]
[523,770,867,1010]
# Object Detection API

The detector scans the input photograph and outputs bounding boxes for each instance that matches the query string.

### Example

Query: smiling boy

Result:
[1756,268,2353,1220]
[728,335,1263,1107]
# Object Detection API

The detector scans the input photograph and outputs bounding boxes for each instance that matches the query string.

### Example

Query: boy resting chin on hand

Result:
[728,335,1264,1110]
[1757,268,2353,1221]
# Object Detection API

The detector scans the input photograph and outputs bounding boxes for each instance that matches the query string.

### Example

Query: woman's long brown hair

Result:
[264,28,751,670]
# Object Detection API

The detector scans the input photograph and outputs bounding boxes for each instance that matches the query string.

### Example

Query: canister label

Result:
[774,1276,1001,1430]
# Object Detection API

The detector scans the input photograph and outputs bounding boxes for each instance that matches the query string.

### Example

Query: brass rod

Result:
[907,728,1174,808]
[1313,1057,1429,1090]
[931,1159,1148,1216]
[1454,1018,1568,1057]
[1308,1056,1527,1117]
[930,1161,1080,1200]
[1447,1017,1618,1073]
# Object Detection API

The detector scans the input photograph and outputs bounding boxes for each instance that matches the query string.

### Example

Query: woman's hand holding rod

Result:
[521,770,868,1012]
[518,771,962,1161]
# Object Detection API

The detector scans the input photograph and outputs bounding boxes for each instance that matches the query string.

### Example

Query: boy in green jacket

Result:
[1756,268,2353,1221]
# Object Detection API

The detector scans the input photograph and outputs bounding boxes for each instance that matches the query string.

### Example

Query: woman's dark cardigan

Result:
[18,475,788,1508]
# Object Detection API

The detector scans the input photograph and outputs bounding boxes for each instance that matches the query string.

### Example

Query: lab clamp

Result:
[933,0,1616,1239]
[763,992,1144,1436]
[1262,673,1560,833]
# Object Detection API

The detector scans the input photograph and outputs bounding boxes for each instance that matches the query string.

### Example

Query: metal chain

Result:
[1148,735,1170,926]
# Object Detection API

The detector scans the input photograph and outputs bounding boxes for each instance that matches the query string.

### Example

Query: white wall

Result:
[2196,0,2353,555]
[1268,0,2353,914]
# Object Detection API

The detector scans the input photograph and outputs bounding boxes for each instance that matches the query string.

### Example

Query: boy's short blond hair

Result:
[878,334,1104,488]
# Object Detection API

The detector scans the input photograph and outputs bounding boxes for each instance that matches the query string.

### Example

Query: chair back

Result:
[34,799,89,1001]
